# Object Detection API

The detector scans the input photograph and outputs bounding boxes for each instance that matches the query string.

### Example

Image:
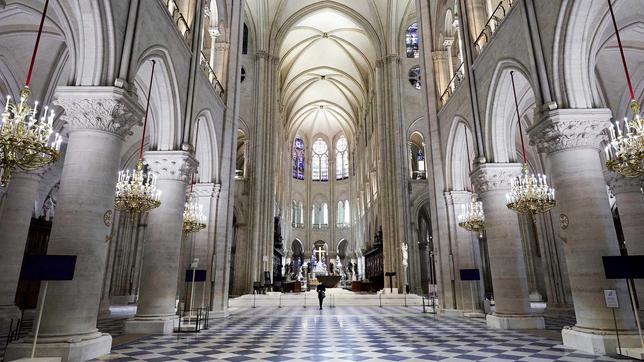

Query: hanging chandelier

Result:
[457,125,485,235]
[458,196,485,235]
[183,193,207,234]
[114,60,162,218]
[0,0,61,186]
[604,0,643,177]
[505,71,556,216]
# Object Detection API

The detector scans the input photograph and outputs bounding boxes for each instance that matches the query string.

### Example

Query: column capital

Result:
[192,182,221,198]
[528,108,612,155]
[470,163,522,193]
[444,190,474,205]
[604,172,643,195]
[432,51,448,61]
[443,37,454,48]
[144,150,198,182]
[54,86,144,138]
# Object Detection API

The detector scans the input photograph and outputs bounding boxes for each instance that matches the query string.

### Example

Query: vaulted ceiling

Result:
[279,9,376,138]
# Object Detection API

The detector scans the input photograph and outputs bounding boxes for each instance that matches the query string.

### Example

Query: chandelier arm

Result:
[139,60,157,160]
[510,71,527,165]
[607,0,635,101]
[25,0,50,88]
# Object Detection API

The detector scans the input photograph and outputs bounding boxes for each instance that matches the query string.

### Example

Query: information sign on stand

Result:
[604,290,619,309]
[20,255,77,359]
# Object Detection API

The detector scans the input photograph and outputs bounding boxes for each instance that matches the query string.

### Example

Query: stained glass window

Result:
[292,137,305,180]
[312,138,328,181]
[406,23,419,58]
[335,136,349,180]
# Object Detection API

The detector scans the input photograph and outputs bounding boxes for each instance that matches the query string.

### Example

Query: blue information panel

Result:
[459,269,481,281]
[602,256,644,279]
[19,255,77,281]
[185,269,207,282]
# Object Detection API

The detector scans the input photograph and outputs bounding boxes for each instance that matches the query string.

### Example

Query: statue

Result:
[401,242,408,268]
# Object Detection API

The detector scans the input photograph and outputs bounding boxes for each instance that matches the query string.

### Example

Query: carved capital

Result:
[444,190,474,206]
[144,150,198,182]
[54,86,144,138]
[192,182,220,198]
[470,163,522,193]
[528,108,612,155]
[604,172,643,195]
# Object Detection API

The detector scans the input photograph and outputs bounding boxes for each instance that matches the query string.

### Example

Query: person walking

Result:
[317,283,326,310]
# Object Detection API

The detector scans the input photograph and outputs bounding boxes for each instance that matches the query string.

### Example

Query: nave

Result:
[93,306,620,362]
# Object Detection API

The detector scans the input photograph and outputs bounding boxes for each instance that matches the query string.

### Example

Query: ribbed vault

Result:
[279,9,376,138]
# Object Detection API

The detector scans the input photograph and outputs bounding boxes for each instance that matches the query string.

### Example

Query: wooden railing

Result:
[440,62,464,105]
[200,51,225,97]
[159,0,191,43]
[473,0,516,56]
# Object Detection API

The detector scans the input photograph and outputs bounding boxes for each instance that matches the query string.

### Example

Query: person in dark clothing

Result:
[316,283,326,309]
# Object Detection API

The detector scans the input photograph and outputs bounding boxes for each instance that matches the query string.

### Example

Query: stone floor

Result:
[91,306,632,362]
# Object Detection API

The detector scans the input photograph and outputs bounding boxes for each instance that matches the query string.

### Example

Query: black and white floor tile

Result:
[93,307,630,362]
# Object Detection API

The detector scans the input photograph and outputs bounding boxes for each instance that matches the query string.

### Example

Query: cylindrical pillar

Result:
[471,163,544,329]
[5,86,144,362]
[124,150,196,335]
[606,174,644,309]
[529,109,638,354]
[0,172,42,324]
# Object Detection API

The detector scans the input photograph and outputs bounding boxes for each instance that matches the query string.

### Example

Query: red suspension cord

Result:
[510,71,527,164]
[139,60,157,160]
[25,0,50,88]
[607,0,635,101]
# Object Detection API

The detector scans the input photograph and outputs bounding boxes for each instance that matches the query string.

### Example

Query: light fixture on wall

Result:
[0,0,61,186]
[604,0,643,177]
[457,126,485,236]
[505,71,556,219]
[114,60,162,219]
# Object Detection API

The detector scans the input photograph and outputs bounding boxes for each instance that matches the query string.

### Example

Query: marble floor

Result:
[93,306,632,362]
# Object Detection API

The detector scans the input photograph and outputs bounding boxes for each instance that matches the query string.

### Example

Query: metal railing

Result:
[473,0,516,56]
[336,223,351,229]
[291,222,304,229]
[159,0,191,43]
[439,62,464,105]
[311,224,328,230]
[199,51,225,97]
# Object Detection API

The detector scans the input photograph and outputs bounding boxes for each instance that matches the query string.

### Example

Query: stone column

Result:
[0,171,42,326]
[445,190,484,315]
[443,38,455,86]
[606,173,644,309]
[208,27,220,72]
[432,51,449,102]
[529,109,638,354]
[471,163,544,329]
[124,150,197,335]
[214,40,230,86]
[4,86,143,362]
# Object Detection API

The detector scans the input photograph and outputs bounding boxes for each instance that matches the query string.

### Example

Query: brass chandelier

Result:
[183,192,207,234]
[505,71,556,217]
[0,0,61,186]
[114,60,162,218]
[604,0,643,177]
[457,125,485,235]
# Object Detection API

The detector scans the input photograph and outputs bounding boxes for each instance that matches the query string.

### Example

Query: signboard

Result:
[459,269,481,281]
[603,289,619,308]
[185,269,207,282]
[602,255,644,279]
[19,255,77,281]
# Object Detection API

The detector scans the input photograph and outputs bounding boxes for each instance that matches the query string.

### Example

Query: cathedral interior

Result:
[0,0,643,361]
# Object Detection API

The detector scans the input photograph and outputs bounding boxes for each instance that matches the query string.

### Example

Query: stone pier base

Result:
[486,314,545,329]
[4,334,111,362]
[124,316,177,335]
[562,327,641,356]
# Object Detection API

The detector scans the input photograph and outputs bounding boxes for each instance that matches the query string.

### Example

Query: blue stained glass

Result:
[406,23,419,58]
[292,137,305,180]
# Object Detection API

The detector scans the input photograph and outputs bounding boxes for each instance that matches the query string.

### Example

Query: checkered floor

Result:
[94,306,629,362]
